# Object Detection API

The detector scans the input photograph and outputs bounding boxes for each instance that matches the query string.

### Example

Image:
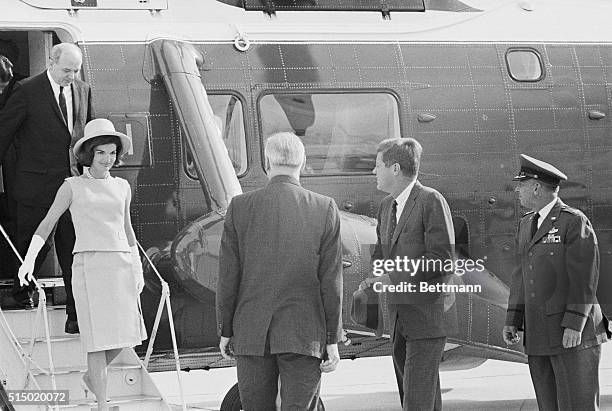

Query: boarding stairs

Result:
[0,278,172,410]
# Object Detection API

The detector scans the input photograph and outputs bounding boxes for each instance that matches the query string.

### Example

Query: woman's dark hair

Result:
[77,135,123,167]
[0,55,14,83]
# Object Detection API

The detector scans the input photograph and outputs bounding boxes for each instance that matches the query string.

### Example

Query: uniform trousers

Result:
[236,349,323,411]
[392,320,446,411]
[12,203,76,320]
[528,345,601,411]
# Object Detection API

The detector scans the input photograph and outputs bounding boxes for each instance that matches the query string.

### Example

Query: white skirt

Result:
[72,251,147,352]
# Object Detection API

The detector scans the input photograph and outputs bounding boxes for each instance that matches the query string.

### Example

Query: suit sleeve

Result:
[318,200,343,344]
[506,222,525,329]
[216,199,242,338]
[561,214,599,332]
[0,85,27,162]
[421,191,455,282]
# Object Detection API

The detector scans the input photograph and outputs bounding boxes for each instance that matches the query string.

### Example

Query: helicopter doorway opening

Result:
[0,29,71,303]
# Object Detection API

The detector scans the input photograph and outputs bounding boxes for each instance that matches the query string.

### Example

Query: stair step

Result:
[0,278,66,287]
[31,363,141,376]
[16,335,86,369]
[59,394,166,410]
[32,366,146,401]
[3,306,68,339]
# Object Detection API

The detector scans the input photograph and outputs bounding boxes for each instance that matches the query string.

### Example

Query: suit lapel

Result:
[390,182,421,248]
[42,74,70,132]
[71,83,81,132]
[527,199,563,249]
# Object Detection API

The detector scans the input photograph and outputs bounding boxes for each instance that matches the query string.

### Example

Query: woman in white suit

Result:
[18,118,146,410]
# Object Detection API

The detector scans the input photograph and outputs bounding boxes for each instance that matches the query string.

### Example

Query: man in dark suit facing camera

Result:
[504,154,610,411]
[371,138,456,411]
[0,42,92,334]
[216,132,343,410]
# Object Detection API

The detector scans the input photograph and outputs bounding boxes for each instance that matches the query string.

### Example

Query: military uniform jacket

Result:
[506,199,609,355]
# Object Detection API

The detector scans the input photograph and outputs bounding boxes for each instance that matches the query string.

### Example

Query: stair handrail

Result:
[0,223,58,410]
[0,310,51,410]
[137,241,187,411]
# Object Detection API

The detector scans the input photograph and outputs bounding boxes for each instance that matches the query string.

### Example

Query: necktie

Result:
[530,212,540,239]
[58,86,68,125]
[389,200,398,239]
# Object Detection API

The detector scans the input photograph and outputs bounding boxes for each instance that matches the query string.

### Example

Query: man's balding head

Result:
[49,43,83,87]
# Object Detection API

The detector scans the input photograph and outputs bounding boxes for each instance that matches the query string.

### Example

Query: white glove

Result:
[131,245,144,294]
[18,235,45,287]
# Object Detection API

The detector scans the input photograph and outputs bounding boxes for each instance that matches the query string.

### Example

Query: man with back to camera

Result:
[504,154,610,410]
[216,132,343,410]
[370,138,456,411]
[0,43,92,334]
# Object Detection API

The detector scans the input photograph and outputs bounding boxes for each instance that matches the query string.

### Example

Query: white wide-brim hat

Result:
[73,118,132,157]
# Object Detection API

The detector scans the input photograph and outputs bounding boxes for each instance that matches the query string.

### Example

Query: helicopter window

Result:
[506,49,544,82]
[183,94,247,180]
[259,92,401,175]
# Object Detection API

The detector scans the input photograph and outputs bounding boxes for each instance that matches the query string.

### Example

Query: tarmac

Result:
[152,341,612,410]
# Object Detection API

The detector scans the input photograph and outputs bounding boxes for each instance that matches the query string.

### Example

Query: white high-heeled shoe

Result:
[81,374,93,398]
[81,374,110,402]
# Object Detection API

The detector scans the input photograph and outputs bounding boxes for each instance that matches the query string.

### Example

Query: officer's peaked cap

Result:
[513,154,567,186]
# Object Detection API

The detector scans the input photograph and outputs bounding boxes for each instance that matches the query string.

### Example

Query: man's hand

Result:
[502,325,520,345]
[562,328,582,348]
[219,336,235,360]
[360,273,390,290]
[320,343,340,373]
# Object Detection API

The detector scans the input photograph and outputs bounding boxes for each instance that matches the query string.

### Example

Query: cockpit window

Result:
[184,93,247,179]
[506,49,544,82]
[259,92,401,175]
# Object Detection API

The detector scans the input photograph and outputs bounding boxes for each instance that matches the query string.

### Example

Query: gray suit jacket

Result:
[372,181,457,340]
[216,175,343,358]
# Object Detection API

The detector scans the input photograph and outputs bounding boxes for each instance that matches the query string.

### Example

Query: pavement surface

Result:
[151,342,612,410]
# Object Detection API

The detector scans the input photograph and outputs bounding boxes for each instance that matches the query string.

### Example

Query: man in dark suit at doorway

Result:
[0,42,92,334]
[216,132,343,410]
[371,138,456,411]
[504,154,609,410]
[0,54,26,280]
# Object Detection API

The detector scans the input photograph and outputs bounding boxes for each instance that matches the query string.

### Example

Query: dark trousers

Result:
[236,352,323,411]
[0,148,19,278]
[392,322,446,411]
[12,203,76,320]
[528,345,601,411]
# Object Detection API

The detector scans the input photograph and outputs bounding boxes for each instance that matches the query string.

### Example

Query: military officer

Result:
[503,154,610,411]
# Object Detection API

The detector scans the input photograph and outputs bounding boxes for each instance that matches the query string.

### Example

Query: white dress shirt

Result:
[46,70,73,134]
[394,180,416,223]
[536,198,557,229]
